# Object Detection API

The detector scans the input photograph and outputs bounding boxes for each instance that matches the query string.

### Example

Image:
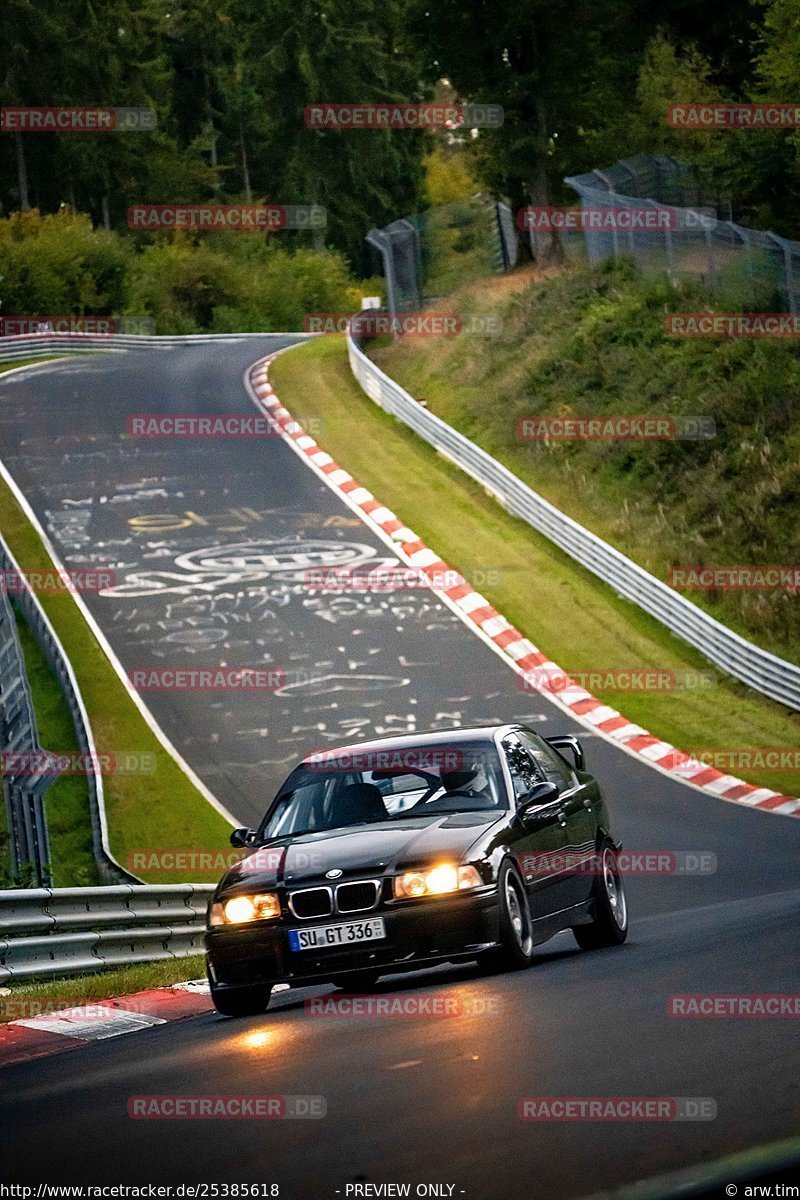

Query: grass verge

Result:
[0,359,61,375]
[370,260,800,661]
[270,335,800,798]
[0,954,206,1022]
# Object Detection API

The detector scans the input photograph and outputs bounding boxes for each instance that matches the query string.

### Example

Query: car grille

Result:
[288,887,333,920]
[336,880,381,913]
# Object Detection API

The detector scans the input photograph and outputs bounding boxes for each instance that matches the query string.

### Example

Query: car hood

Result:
[218,811,504,895]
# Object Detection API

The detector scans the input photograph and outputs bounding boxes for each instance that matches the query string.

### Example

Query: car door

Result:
[500,732,577,919]
[517,729,597,905]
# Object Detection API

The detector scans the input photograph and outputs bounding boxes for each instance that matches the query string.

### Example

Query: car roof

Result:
[300,725,518,764]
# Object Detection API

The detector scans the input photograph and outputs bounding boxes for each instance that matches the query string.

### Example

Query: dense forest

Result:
[2,0,800,324]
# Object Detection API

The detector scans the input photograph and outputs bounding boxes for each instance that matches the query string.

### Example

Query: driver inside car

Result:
[425,763,498,809]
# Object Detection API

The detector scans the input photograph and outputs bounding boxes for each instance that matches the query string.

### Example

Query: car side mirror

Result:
[519,781,559,815]
[544,735,585,773]
[230,827,257,849]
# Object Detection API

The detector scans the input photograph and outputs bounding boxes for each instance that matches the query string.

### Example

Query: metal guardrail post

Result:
[495,202,516,271]
[366,229,400,321]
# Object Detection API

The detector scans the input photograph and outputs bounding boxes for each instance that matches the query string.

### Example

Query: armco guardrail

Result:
[0,331,314,363]
[0,543,52,884]
[0,884,214,981]
[0,532,137,885]
[346,329,800,713]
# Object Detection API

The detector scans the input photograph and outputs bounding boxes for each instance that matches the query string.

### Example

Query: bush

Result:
[0,210,131,318]
[200,242,366,333]
[126,238,245,333]
[0,213,369,333]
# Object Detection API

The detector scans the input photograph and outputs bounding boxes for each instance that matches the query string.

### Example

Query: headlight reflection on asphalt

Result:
[241,1030,275,1050]
[227,1021,299,1056]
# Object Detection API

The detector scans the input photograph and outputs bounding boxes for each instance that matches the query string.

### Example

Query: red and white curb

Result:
[246,352,800,819]
[0,978,297,1067]
[0,980,214,1067]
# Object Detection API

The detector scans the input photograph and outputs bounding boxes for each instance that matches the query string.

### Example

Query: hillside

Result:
[369,260,800,661]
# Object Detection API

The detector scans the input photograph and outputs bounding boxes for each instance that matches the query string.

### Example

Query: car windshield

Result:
[258,740,507,839]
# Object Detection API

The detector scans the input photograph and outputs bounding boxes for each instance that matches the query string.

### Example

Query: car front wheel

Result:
[573,845,628,949]
[210,982,273,1017]
[483,860,535,971]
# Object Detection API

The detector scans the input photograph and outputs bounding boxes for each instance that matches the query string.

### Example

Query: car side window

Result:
[501,735,546,800]
[517,731,574,795]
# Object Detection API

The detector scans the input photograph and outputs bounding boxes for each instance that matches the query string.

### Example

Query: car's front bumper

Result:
[205,888,500,991]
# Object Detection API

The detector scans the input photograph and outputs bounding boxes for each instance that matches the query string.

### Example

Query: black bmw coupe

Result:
[205,724,628,1015]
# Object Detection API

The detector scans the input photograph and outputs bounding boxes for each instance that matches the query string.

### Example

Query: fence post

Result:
[766,232,799,314]
[366,228,399,324]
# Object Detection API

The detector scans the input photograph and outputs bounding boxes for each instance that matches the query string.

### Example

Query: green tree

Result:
[411,0,653,262]
[226,0,427,267]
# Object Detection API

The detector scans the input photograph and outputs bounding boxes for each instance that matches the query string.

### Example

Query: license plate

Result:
[289,917,386,951]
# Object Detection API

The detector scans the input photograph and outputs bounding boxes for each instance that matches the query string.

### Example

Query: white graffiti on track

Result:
[99,538,401,597]
[45,508,92,552]
[274,673,411,697]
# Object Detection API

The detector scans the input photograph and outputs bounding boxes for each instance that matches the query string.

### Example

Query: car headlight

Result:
[394,863,482,899]
[209,893,281,926]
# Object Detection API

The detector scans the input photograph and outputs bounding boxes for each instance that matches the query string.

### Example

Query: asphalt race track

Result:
[0,342,798,1197]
